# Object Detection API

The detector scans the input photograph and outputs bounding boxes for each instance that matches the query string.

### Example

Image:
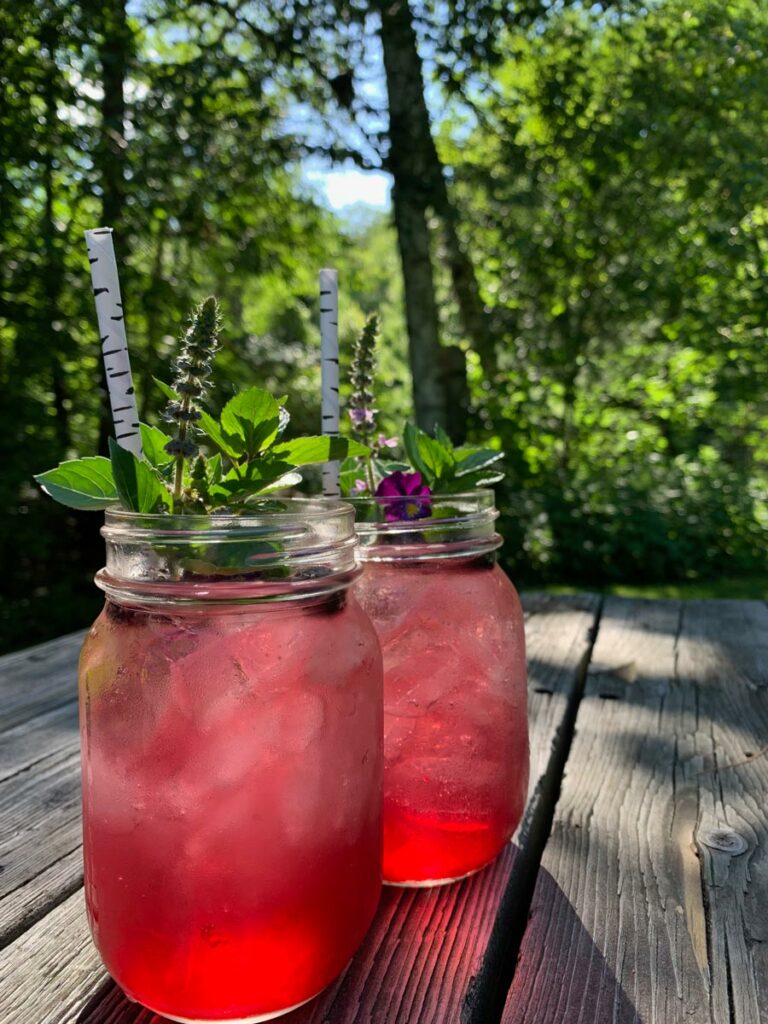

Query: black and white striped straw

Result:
[84,227,143,458]
[319,267,340,497]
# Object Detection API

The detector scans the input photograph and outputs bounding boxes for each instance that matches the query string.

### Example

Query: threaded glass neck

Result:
[350,490,501,563]
[97,499,359,605]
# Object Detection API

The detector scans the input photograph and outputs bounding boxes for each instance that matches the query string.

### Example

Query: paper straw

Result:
[85,227,143,458]
[319,268,340,496]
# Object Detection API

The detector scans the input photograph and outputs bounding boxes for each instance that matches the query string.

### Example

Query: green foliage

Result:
[402,424,504,493]
[34,458,117,511]
[440,0,768,585]
[218,389,282,459]
[38,378,368,514]
[108,438,172,513]
[139,424,175,467]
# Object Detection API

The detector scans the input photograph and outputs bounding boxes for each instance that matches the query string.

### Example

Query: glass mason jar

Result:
[78,501,383,1023]
[352,490,528,887]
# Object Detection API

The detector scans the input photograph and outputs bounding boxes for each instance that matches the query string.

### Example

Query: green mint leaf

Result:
[198,410,242,459]
[433,425,454,451]
[254,471,302,494]
[209,458,295,504]
[455,448,504,476]
[403,423,429,477]
[270,436,369,466]
[140,423,175,467]
[403,424,454,486]
[207,452,223,485]
[153,376,179,402]
[220,387,282,458]
[34,457,117,510]
[372,458,410,483]
[154,377,240,460]
[109,438,171,512]
[432,468,504,493]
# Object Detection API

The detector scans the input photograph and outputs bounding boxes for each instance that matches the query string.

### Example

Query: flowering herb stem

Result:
[172,410,189,512]
[164,297,221,514]
[348,313,380,499]
[365,454,377,496]
[36,295,372,522]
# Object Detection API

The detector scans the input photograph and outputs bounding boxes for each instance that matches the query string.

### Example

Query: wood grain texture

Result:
[0,595,600,1024]
[0,636,82,948]
[0,848,83,949]
[0,749,82,948]
[0,630,84,732]
[503,597,768,1024]
[0,699,79,783]
[0,890,105,1024]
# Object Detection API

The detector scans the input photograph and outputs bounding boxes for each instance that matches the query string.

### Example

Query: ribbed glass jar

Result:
[352,490,528,886]
[79,501,383,1022]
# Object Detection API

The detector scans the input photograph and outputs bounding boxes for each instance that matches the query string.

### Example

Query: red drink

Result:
[354,492,529,886]
[79,505,383,1022]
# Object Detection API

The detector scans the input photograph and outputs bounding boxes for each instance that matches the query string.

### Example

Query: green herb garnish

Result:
[339,315,504,497]
[35,297,369,513]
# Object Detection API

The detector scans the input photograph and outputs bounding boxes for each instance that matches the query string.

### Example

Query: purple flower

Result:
[375,433,398,450]
[375,471,432,522]
[349,407,375,428]
[351,478,368,495]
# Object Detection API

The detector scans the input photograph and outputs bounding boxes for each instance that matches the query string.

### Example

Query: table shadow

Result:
[502,866,644,1024]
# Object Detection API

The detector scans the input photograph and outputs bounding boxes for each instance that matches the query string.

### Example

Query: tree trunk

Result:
[378,0,497,390]
[380,0,448,430]
[97,0,130,230]
[440,345,470,444]
[390,183,449,430]
[94,0,131,453]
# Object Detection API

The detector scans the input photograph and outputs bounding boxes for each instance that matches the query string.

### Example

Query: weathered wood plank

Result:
[0,630,84,732]
[0,699,79,783]
[0,749,82,947]
[0,848,83,949]
[0,594,600,1024]
[0,891,104,1024]
[503,597,768,1024]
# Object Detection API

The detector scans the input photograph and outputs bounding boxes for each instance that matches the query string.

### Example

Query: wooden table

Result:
[1,596,766,1023]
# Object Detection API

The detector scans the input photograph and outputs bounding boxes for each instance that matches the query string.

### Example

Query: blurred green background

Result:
[2,0,767,653]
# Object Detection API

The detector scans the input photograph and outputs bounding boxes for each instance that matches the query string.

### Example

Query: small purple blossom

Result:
[375,471,432,522]
[351,478,368,495]
[375,434,398,450]
[349,407,375,428]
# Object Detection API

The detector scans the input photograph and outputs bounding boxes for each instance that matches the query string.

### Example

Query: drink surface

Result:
[79,594,383,1021]
[355,559,529,884]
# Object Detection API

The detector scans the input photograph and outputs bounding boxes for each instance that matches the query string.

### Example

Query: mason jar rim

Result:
[350,488,501,562]
[98,498,360,605]
[102,498,354,534]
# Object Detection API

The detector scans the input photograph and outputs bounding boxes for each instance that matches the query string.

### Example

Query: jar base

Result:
[383,864,484,888]
[143,992,317,1024]
[383,845,509,888]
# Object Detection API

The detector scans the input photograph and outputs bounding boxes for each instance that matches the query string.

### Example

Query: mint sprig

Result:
[402,423,504,493]
[34,457,117,510]
[339,314,505,498]
[35,297,370,515]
